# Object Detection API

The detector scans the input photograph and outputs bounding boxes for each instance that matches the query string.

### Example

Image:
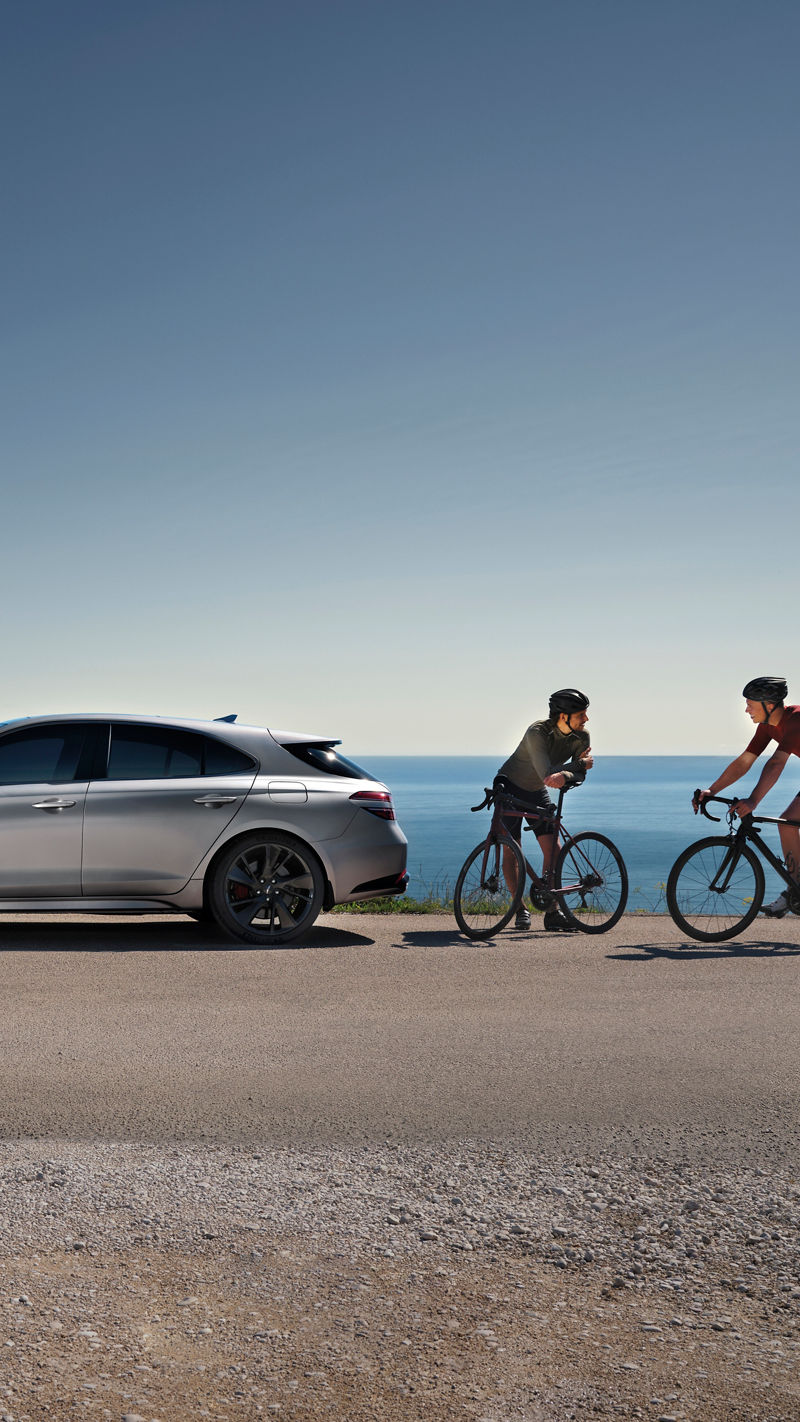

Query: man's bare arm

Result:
[694,752,757,812]
[734,750,789,816]
[708,751,757,795]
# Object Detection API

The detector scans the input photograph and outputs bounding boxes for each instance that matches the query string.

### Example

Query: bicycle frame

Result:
[697,795,800,899]
[481,786,597,907]
[456,782,627,939]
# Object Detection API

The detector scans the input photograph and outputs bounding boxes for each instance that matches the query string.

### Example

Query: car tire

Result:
[208,831,325,946]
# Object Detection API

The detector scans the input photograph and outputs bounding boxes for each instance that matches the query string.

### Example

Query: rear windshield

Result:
[280,742,376,781]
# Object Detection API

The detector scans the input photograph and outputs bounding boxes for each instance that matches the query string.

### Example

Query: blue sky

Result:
[2,1,798,754]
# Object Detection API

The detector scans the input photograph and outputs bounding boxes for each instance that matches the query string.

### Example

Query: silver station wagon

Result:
[0,713,408,944]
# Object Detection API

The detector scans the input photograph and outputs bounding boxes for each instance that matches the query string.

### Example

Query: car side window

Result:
[201,736,256,775]
[106,726,256,780]
[107,726,204,779]
[0,725,91,785]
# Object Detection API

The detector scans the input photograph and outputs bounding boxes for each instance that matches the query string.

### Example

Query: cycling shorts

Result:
[492,775,555,840]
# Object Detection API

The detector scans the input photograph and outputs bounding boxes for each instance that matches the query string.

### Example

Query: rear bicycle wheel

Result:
[453,835,525,940]
[554,832,628,933]
[666,836,764,942]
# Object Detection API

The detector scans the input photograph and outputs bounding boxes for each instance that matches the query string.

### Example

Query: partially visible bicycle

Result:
[666,792,800,943]
[453,784,628,940]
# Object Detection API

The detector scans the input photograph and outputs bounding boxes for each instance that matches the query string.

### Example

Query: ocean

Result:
[356,756,789,910]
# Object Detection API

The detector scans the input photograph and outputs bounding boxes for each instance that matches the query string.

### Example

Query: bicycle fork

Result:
[706,840,742,894]
[556,842,604,905]
[480,840,503,895]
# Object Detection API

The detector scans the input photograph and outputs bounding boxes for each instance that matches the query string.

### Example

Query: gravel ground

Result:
[0,1140,798,1421]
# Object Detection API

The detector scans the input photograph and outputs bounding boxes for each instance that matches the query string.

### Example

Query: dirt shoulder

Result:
[0,1141,798,1422]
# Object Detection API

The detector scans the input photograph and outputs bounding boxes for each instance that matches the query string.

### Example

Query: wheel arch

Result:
[200,827,336,914]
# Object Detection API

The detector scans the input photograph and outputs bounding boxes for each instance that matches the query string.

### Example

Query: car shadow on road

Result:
[0,918,376,953]
[609,938,800,961]
[301,923,376,948]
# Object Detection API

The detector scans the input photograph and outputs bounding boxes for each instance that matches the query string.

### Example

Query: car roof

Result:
[0,713,338,746]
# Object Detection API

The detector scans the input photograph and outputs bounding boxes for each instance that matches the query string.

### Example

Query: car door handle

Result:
[32,798,77,812]
[193,796,240,808]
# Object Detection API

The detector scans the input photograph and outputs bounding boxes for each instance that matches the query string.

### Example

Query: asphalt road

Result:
[1,911,799,1164]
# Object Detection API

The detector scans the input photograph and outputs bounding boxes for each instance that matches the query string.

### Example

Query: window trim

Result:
[99,722,258,782]
[0,721,97,786]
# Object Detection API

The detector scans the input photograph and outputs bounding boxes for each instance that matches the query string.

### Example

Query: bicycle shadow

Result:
[400,928,489,950]
[609,938,800,961]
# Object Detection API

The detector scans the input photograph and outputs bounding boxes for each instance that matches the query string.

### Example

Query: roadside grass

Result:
[330,895,452,915]
[629,882,668,913]
[330,872,454,915]
[331,876,669,915]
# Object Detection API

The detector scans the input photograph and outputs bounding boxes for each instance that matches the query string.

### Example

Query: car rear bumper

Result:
[323,824,408,905]
[346,870,409,899]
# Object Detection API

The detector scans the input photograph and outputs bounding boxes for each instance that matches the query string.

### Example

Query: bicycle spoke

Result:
[453,837,525,940]
[666,837,763,942]
[554,833,628,933]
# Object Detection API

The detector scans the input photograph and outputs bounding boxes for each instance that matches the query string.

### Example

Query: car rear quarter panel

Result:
[190,775,407,904]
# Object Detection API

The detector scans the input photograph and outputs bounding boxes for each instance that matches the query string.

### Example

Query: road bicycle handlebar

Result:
[471,789,493,812]
[471,781,579,814]
[692,792,754,823]
[693,790,729,821]
[692,791,800,828]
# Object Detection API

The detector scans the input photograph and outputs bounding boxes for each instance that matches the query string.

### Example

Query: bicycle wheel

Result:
[453,835,525,940]
[554,832,628,933]
[666,836,764,942]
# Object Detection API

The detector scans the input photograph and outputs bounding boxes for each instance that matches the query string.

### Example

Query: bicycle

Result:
[666,792,800,943]
[453,784,628,939]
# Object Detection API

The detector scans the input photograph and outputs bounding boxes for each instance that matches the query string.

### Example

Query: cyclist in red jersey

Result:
[695,677,800,917]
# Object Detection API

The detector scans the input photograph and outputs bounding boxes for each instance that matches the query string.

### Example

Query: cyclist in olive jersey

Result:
[695,676,800,917]
[495,688,594,931]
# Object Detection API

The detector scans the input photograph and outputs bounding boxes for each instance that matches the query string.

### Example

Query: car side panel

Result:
[82,775,255,894]
[0,782,88,896]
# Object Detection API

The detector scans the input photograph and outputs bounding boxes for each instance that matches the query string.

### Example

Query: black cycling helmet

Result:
[549,688,590,717]
[742,676,787,704]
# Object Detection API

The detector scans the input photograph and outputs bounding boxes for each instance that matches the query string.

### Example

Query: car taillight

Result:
[349,790,395,820]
